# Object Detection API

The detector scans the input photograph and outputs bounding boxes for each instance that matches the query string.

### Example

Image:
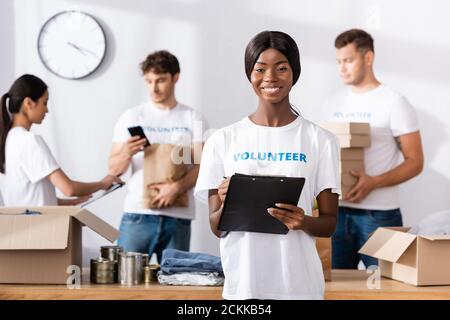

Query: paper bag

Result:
[313,209,332,281]
[143,143,189,209]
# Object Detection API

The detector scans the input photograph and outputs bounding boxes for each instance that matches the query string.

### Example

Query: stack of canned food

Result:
[90,245,160,285]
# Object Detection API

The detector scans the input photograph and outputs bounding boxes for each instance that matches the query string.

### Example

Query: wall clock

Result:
[37,10,107,80]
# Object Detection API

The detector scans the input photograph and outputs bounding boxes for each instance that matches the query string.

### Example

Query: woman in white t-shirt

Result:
[194,31,340,300]
[0,74,121,206]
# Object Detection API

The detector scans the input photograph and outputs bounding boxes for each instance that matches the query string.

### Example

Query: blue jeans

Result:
[332,207,403,269]
[117,213,191,263]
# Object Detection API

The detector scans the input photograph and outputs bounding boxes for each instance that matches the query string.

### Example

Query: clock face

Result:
[37,11,107,80]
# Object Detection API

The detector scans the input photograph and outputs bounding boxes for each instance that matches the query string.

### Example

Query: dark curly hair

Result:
[140,50,180,75]
[335,29,374,53]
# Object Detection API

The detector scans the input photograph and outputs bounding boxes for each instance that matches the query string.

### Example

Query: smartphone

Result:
[127,126,150,147]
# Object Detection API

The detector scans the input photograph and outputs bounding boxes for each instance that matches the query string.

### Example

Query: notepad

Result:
[218,173,305,235]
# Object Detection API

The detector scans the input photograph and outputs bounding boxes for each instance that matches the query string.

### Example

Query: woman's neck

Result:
[12,114,32,131]
[250,98,297,127]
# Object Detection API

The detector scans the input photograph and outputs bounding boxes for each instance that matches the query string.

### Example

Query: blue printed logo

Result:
[333,111,372,119]
[233,151,307,163]
[143,126,190,133]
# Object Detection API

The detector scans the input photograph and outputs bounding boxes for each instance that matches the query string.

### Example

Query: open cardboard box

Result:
[359,227,450,286]
[0,206,119,284]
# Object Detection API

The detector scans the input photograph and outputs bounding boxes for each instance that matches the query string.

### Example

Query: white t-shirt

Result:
[194,116,340,300]
[2,127,59,206]
[112,102,206,219]
[323,84,419,210]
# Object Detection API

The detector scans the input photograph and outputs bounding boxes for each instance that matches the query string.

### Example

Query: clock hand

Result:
[67,41,100,59]
[67,41,87,56]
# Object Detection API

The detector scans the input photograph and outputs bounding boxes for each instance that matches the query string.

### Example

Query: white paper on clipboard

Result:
[81,183,125,208]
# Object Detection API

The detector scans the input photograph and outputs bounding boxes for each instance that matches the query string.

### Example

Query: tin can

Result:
[145,264,160,283]
[100,245,123,262]
[90,257,118,284]
[143,266,152,283]
[141,253,149,267]
[119,252,143,286]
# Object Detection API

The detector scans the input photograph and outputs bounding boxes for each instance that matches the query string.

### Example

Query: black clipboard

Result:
[218,173,305,235]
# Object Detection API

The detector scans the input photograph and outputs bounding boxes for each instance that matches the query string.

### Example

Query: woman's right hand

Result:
[218,177,230,204]
[122,136,148,158]
[101,175,123,190]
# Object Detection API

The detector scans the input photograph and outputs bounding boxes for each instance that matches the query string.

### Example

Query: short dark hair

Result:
[244,31,301,85]
[335,29,374,53]
[139,50,180,75]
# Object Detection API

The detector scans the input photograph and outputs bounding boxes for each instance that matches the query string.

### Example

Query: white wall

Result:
[0,0,16,205]
[7,0,450,265]
[0,0,15,93]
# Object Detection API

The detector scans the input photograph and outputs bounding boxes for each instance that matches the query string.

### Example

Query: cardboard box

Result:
[338,134,371,148]
[340,160,365,173]
[0,206,119,284]
[340,184,353,199]
[359,227,450,286]
[321,122,370,135]
[340,172,360,198]
[341,172,358,187]
[340,148,364,160]
[339,158,364,199]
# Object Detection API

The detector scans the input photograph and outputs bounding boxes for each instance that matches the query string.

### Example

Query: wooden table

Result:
[325,270,450,300]
[1,270,449,300]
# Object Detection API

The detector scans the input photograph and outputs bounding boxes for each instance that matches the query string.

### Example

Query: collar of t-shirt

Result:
[347,83,385,99]
[243,116,302,131]
[146,102,181,115]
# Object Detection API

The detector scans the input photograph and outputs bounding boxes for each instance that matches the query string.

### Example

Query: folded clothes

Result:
[160,249,223,275]
[158,272,224,286]
[409,210,450,236]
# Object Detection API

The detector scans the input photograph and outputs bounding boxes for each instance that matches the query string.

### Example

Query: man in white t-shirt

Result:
[323,29,424,269]
[108,51,206,262]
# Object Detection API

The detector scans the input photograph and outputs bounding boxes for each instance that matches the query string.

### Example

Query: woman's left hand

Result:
[267,203,305,230]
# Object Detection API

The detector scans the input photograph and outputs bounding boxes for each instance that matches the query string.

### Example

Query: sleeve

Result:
[314,133,341,197]
[112,111,132,143]
[390,96,420,137]
[21,135,60,184]
[194,132,225,204]
[192,110,209,143]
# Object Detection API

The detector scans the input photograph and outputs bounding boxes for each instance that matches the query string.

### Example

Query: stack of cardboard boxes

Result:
[321,122,371,198]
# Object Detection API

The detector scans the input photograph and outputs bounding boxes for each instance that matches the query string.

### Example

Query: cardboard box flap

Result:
[72,209,119,242]
[0,206,80,216]
[0,215,70,250]
[359,227,417,262]
[420,235,450,241]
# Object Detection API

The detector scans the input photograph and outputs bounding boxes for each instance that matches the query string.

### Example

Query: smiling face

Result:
[336,43,373,86]
[144,71,179,104]
[250,48,293,104]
